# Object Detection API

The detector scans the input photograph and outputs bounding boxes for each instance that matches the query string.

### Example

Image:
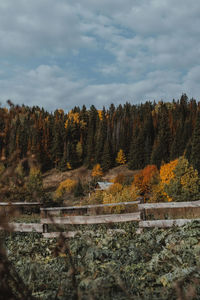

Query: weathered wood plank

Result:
[138,200,200,210]
[139,218,200,228]
[41,212,141,225]
[40,201,140,212]
[0,202,40,206]
[0,223,43,232]
[43,229,126,238]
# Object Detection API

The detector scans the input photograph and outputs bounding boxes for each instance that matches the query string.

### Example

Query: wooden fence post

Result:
[43,224,48,233]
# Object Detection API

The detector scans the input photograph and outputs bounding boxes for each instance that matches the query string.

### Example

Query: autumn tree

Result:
[55,178,77,198]
[164,156,200,202]
[92,164,103,178]
[116,149,126,165]
[133,165,159,199]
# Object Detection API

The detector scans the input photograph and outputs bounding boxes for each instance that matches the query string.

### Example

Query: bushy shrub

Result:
[55,178,77,198]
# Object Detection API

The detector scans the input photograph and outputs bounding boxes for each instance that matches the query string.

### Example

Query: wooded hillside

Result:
[1,94,200,174]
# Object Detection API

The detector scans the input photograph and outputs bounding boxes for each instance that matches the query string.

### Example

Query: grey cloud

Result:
[0,0,93,57]
[0,0,200,110]
[0,65,198,112]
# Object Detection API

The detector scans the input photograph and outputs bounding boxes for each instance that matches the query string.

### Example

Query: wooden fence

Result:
[40,200,140,217]
[0,202,41,215]
[1,200,200,237]
[138,200,200,228]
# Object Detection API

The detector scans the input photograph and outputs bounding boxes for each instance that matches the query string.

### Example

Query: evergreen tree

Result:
[151,104,171,168]
[143,114,154,165]
[128,127,145,170]
[85,105,98,167]
[102,141,112,172]
[95,108,107,164]
[191,111,200,173]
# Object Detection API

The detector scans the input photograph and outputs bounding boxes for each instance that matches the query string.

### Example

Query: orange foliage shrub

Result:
[133,165,159,196]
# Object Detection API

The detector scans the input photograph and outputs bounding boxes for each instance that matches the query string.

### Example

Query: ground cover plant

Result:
[2,221,200,299]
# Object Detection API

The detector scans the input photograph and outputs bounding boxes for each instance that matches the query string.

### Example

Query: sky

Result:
[0,0,200,111]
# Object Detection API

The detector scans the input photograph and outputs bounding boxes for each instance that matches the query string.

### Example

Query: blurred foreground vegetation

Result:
[1,221,200,299]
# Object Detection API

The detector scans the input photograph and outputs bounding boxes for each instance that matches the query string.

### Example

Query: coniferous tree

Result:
[151,104,171,168]
[51,119,64,168]
[128,127,145,170]
[191,111,200,173]
[143,114,154,165]
[170,124,183,160]
[102,140,112,172]
[95,108,107,164]
[85,105,98,168]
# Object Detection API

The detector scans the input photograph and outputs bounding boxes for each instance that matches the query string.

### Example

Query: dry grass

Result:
[43,165,139,192]
[42,166,92,191]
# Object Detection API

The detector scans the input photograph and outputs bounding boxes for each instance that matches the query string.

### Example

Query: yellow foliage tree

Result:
[92,164,103,178]
[116,149,126,165]
[102,185,140,213]
[107,183,123,195]
[66,162,72,170]
[65,111,87,129]
[55,178,77,198]
[160,159,178,185]
[98,110,103,120]
[164,156,200,202]
[149,159,178,202]
[150,157,200,202]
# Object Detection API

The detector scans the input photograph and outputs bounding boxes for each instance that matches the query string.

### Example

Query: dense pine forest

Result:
[1,94,200,175]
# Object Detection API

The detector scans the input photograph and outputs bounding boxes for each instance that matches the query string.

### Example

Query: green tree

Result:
[128,127,144,169]
[164,156,200,202]
[191,111,200,173]
[95,108,107,164]
[85,105,98,167]
[151,104,171,168]
[102,141,112,172]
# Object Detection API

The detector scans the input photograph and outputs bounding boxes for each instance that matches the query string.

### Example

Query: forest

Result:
[1,94,200,175]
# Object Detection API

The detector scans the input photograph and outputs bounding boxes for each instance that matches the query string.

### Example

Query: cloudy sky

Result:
[0,0,200,111]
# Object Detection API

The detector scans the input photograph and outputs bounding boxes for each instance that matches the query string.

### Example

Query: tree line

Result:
[1,94,200,174]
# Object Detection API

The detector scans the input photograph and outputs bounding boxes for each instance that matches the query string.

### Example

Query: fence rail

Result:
[2,199,200,237]
[40,201,140,216]
[41,212,141,225]
[138,200,200,210]
[0,202,40,206]
[139,218,200,228]
[0,223,43,232]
